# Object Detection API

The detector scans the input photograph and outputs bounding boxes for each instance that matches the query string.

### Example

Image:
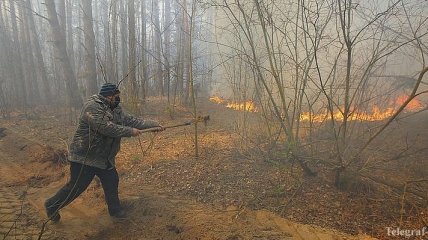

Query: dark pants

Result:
[45,161,121,215]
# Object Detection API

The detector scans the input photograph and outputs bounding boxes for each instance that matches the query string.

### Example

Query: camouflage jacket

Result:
[69,94,159,169]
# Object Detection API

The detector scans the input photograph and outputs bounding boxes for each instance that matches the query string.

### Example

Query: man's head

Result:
[99,83,121,108]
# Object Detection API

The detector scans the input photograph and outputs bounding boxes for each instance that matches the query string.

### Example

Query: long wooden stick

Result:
[140,121,191,133]
[140,115,209,133]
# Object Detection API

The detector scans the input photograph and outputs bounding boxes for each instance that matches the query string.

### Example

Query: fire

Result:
[209,96,257,112]
[210,94,425,121]
[226,101,257,112]
[300,107,396,122]
[209,96,226,104]
[395,95,424,111]
[300,94,425,123]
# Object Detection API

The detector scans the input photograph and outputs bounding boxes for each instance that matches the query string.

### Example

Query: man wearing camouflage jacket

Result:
[45,83,163,222]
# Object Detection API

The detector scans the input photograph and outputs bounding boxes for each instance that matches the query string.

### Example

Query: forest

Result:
[0,0,427,239]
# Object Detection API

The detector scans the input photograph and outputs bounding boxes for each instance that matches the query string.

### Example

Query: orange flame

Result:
[226,101,257,112]
[395,95,424,111]
[210,94,425,121]
[209,96,257,112]
[300,107,396,122]
[300,94,425,123]
[209,96,226,104]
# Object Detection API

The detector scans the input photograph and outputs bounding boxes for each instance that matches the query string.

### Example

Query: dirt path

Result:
[0,129,56,239]
[0,127,109,240]
[93,189,376,240]
[0,185,56,240]
[0,126,376,240]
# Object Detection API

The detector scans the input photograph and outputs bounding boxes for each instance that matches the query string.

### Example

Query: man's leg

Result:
[95,167,123,216]
[45,162,95,221]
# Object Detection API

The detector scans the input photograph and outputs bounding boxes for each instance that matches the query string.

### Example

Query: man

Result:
[45,83,163,222]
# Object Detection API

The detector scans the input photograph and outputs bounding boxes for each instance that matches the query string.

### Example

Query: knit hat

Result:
[99,83,120,97]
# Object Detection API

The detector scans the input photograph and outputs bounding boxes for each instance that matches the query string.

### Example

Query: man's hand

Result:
[131,128,143,136]
[131,125,165,136]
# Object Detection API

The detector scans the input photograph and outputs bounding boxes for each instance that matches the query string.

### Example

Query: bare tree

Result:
[174,0,185,103]
[0,0,13,112]
[153,0,163,95]
[45,0,82,107]
[140,0,148,99]
[164,0,172,102]
[9,0,28,108]
[120,0,128,80]
[128,0,138,97]
[25,0,52,104]
[66,0,75,73]
[82,0,98,96]
[19,1,40,104]
[57,0,66,33]
[111,0,119,82]
[103,0,114,83]
[188,0,198,157]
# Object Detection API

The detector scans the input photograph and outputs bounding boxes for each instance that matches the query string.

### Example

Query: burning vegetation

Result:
[209,96,258,112]
[210,94,425,122]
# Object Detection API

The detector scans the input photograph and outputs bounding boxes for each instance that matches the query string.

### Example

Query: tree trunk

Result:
[66,0,75,73]
[111,0,118,82]
[128,0,137,97]
[174,0,184,103]
[75,0,83,91]
[45,0,82,107]
[120,0,128,80]
[104,1,113,83]
[19,1,40,104]
[188,1,198,157]
[9,0,27,108]
[0,0,15,110]
[140,0,148,99]
[25,0,52,104]
[82,0,98,96]
[93,0,100,43]
[182,0,190,103]
[57,0,66,34]
[153,0,163,95]
[164,0,172,102]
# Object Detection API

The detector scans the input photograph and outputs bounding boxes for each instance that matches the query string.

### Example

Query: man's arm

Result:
[83,103,135,137]
[122,111,160,130]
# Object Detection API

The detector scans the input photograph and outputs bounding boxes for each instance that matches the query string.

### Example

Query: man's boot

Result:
[109,208,128,219]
